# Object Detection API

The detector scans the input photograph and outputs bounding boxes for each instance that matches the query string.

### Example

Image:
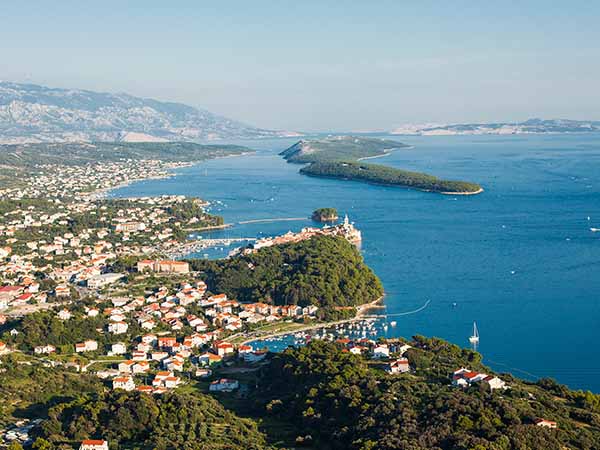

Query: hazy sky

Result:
[1,1,599,131]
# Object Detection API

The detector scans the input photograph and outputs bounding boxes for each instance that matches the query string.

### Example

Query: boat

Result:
[591,228,600,232]
[469,322,479,345]
[390,321,397,327]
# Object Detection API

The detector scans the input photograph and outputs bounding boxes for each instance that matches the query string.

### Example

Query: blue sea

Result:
[113,133,600,392]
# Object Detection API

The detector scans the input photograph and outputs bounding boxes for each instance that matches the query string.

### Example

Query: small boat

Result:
[390,321,397,327]
[591,228,600,232]
[469,322,479,345]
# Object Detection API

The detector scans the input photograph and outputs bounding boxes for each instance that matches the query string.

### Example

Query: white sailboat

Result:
[469,322,479,345]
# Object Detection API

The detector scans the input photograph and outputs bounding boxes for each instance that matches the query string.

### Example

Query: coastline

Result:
[95,150,256,200]
[356,145,414,161]
[440,187,484,195]
[238,296,385,346]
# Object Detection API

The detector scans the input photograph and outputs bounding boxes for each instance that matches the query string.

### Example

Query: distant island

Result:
[281,136,483,195]
[312,207,338,222]
[280,136,410,163]
[390,118,600,136]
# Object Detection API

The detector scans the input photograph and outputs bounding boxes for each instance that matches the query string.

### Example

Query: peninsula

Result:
[280,136,483,195]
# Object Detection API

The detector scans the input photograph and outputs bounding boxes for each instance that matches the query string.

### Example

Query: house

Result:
[158,336,177,349]
[79,440,109,450]
[132,350,147,361]
[55,284,71,297]
[237,344,253,355]
[118,360,135,373]
[0,341,6,353]
[133,361,150,374]
[386,358,410,374]
[198,352,223,366]
[535,418,557,429]
[209,378,239,392]
[195,368,212,378]
[75,340,98,353]
[214,341,235,357]
[137,260,190,274]
[151,351,169,361]
[452,368,502,388]
[373,345,390,359]
[112,376,135,391]
[57,309,72,320]
[34,344,56,354]
[164,376,181,389]
[111,342,127,355]
[96,369,120,379]
[483,376,508,390]
[108,321,128,334]
[137,385,155,394]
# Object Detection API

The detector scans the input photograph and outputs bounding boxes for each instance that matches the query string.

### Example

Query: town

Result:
[0,155,573,448]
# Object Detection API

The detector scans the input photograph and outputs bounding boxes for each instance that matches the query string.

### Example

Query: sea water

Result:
[113,133,600,392]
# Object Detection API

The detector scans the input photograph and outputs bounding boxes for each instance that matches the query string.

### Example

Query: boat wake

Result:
[384,299,431,318]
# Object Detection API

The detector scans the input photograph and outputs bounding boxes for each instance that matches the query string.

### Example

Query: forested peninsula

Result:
[280,136,483,194]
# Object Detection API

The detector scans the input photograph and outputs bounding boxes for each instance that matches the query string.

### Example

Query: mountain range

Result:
[0,81,297,144]
[390,118,600,136]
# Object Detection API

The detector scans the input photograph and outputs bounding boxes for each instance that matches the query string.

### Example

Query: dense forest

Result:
[301,161,483,194]
[187,235,383,316]
[252,339,600,450]
[31,391,270,450]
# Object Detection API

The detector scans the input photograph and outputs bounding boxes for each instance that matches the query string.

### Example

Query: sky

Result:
[1,1,600,132]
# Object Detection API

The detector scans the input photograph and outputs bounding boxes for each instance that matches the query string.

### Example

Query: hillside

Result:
[251,339,600,450]
[0,81,294,143]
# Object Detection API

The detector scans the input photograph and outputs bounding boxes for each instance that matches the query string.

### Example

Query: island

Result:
[311,207,339,222]
[280,136,483,195]
[302,160,484,194]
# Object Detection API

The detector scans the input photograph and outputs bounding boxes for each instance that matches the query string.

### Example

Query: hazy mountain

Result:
[0,81,298,143]
[390,118,600,136]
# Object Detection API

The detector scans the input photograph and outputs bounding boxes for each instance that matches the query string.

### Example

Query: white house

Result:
[57,309,72,320]
[108,321,128,334]
[112,376,135,391]
[386,358,410,374]
[34,344,56,354]
[373,345,390,359]
[483,376,508,390]
[79,440,109,450]
[111,342,127,355]
[75,340,98,353]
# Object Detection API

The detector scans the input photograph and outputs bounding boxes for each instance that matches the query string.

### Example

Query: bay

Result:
[112,133,600,392]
